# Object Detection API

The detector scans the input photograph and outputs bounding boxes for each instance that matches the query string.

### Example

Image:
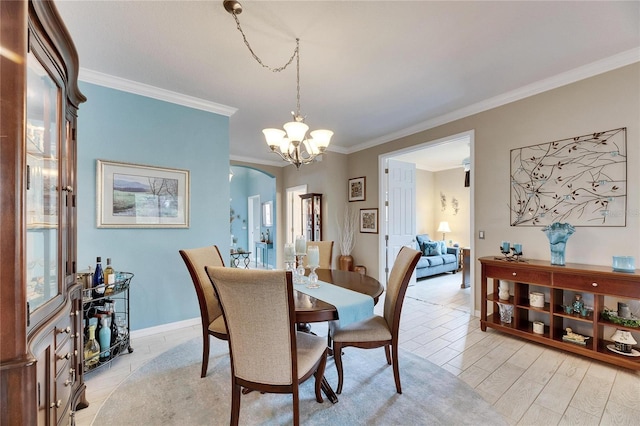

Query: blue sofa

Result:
[415,234,459,279]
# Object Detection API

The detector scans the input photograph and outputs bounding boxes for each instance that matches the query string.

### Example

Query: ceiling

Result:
[55,1,640,168]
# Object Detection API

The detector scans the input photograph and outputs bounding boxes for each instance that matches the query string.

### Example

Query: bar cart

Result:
[82,272,134,373]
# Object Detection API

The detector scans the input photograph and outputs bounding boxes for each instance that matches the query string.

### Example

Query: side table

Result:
[461,248,471,288]
[230,251,251,268]
[255,242,273,268]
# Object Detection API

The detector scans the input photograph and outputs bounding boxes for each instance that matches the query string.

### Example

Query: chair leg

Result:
[292,386,300,426]
[201,333,210,378]
[334,342,344,394]
[313,349,327,403]
[384,344,391,365]
[231,381,241,426]
[391,344,402,394]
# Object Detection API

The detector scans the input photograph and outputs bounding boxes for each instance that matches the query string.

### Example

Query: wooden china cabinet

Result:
[1,1,87,424]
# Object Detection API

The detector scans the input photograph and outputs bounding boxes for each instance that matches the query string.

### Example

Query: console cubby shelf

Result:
[480,257,640,370]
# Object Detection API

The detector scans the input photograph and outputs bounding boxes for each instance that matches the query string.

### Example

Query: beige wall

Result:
[347,63,639,309]
[433,168,471,247]
[416,169,435,235]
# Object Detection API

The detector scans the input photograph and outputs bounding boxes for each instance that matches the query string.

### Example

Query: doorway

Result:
[285,185,307,244]
[379,130,475,314]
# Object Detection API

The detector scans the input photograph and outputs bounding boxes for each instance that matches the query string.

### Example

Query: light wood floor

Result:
[76,272,639,425]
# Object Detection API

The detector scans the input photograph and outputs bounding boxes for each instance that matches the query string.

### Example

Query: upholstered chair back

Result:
[304,240,334,269]
[206,267,297,385]
[180,246,225,328]
[383,247,421,331]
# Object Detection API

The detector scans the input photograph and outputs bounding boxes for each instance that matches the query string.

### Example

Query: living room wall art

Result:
[97,159,190,228]
[510,127,626,227]
[348,176,366,202]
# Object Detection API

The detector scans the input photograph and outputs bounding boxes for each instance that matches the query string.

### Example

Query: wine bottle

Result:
[98,316,111,362]
[84,325,100,367]
[104,258,115,284]
[92,257,104,298]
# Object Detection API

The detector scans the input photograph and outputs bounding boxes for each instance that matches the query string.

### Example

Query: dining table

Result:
[292,268,383,404]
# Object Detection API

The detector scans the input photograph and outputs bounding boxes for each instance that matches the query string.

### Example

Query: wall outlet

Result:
[479,231,485,239]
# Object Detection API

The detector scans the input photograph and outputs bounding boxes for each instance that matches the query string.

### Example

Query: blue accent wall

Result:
[77,83,230,330]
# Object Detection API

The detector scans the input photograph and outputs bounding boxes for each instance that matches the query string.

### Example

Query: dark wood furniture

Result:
[1,1,86,424]
[293,269,383,324]
[330,247,421,394]
[179,246,228,378]
[461,248,471,288]
[479,257,640,370]
[300,193,322,241]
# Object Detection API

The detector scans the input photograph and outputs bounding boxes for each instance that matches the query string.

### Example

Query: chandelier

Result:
[223,0,333,169]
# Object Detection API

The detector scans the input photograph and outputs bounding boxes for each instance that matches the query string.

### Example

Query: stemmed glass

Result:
[294,236,307,284]
[306,246,320,289]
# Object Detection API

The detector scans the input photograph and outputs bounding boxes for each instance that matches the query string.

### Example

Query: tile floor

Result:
[76,272,639,425]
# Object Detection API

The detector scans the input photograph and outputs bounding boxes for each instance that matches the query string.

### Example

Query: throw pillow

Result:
[425,241,441,256]
[438,240,447,255]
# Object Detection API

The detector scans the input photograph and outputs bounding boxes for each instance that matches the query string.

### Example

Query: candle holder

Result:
[295,254,307,284]
[307,265,320,288]
[284,260,296,275]
[496,245,525,262]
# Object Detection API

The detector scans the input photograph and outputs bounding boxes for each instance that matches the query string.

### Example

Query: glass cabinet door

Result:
[26,50,62,311]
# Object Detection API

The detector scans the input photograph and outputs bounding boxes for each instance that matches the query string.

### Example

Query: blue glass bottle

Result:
[98,316,111,362]
[92,256,104,299]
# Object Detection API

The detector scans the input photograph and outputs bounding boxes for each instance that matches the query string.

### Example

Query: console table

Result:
[255,242,273,268]
[479,256,640,370]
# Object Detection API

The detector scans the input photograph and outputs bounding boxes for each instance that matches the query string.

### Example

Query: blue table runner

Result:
[294,279,374,327]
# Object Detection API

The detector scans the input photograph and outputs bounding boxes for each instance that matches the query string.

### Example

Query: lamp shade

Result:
[283,121,309,142]
[437,221,452,233]
[610,329,637,345]
[309,129,333,148]
[262,128,285,148]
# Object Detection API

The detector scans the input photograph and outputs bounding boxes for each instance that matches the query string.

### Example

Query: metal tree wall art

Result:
[510,128,626,226]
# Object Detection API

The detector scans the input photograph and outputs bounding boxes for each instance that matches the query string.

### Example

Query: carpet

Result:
[94,338,506,425]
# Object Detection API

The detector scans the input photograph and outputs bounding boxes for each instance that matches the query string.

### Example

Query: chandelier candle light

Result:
[224,0,333,169]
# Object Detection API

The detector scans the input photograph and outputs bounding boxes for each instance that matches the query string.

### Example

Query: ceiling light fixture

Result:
[223,0,333,169]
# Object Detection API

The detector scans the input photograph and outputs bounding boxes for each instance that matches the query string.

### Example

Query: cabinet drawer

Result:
[55,338,73,376]
[485,265,551,286]
[554,273,638,297]
[54,316,72,348]
[54,365,72,425]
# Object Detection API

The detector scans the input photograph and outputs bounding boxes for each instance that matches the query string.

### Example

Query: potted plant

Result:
[337,205,358,271]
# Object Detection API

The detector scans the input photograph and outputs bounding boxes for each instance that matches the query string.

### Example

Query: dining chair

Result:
[205,267,327,426]
[303,240,334,269]
[329,246,421,394]
[179,245,228,378]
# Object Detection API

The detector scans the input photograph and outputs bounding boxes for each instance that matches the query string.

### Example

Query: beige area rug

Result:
[93,337,506,425]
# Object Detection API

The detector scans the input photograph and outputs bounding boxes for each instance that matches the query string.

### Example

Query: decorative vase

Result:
[542,222,575,266]
[338,255,354,271]
[498,282,510,300]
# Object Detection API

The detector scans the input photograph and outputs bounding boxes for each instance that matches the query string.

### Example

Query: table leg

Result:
[321,376,339,404]
[243,254,251,269]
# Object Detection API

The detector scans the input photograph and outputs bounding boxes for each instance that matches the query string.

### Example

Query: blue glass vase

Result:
[542,222,575,266]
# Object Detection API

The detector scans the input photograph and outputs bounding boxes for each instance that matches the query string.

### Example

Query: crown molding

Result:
[78,68,238,117]
[347,48,640,154]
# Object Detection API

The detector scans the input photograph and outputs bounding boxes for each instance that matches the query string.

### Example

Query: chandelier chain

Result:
[231,12,298,73]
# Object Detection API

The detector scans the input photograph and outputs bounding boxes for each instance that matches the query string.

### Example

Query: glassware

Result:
[306,246,320,288]
[542,222,575,266]
[84,325,100,367]
[497,302,513,324]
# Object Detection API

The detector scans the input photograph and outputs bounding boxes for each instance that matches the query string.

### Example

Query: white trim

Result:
[349,48,640,155]
[78,68,238,117]
[378,129,476,314]
[130,317,200,339]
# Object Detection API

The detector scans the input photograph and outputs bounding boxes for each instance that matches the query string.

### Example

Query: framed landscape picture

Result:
[97,159,190,228]
[360,208,378,233]
[348,176,366,202]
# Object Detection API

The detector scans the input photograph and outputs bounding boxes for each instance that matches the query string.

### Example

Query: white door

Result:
[248,195,260,259]
[385,159,417,285]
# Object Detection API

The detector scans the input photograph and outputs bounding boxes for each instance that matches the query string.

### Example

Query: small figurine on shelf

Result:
[572,294,584,314]
[562,327,589,346]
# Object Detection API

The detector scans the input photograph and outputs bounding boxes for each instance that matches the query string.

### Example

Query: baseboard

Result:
[130,317,200,339]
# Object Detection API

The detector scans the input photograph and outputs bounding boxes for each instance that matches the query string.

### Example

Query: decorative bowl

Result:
[612,256,635,273]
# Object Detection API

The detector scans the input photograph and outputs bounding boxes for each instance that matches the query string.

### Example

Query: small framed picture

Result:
[360,208,378,234]
[348,176,366,202]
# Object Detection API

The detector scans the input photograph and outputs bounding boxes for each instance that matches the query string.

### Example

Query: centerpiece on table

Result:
[337,205,358,271]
